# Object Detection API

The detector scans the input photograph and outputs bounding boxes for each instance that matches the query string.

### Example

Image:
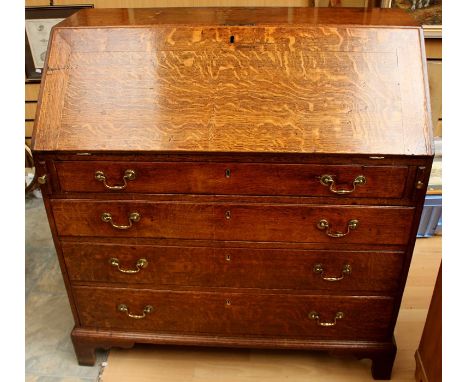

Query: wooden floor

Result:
[101,237,441,382]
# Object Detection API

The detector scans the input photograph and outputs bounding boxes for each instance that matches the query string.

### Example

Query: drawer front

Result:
[74,286,394,341]
[63,242,404,293]
[52,200,414,245]
[55,161,408,198]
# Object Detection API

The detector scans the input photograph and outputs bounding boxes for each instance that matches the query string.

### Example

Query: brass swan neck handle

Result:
[117,304,153,319]
[95,169,136,190]
[308,311,344,327]
[101,212,140,230]
[317,219,359,238]
[313,264,351,281]
[319,174,366,195]
[109,258,148,273]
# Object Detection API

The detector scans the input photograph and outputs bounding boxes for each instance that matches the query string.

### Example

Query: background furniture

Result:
[415,263,442,382]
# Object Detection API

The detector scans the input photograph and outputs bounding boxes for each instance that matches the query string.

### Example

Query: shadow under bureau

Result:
[32,7,433,380]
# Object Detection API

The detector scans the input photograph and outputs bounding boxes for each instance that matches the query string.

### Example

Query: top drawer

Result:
[55,161,408,198]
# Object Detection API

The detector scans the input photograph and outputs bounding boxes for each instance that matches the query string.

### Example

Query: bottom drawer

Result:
[74,286,395,341]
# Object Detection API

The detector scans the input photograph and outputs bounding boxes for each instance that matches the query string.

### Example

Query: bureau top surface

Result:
[32,7,433,156]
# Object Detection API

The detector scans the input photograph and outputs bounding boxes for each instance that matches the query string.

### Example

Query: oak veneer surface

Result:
[74,286,395,340]
[51,200,414,244]
[98,237,442,382]
[58,7,418,27]
[55,161,409,198]
[62,242,405,292]
[32,7,432,155]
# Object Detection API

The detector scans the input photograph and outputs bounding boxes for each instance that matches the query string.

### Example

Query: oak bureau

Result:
[32,7,434,380]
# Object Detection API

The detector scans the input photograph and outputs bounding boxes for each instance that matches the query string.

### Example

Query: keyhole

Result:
[225,168,231,178]
[229,35,235,44]
[225,299,231,306]
[225,210,231,220]
[226,254,231,261]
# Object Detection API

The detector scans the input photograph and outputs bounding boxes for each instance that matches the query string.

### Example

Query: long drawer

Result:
[74,286,395,341]
[55,161,408,198]
[63,242,405,293]
[52,200,414,245]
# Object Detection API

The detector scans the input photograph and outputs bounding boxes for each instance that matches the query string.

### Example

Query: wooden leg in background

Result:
[370,341,397,380]
[414,349,429,382]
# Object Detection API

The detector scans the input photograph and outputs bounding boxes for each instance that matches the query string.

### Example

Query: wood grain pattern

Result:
[74,286,395,340]
[57,7,417,28]
[53,0,380,8]
[33,30,71,151]
[25,0,50,5]
[427,60,442,131]
[51,199,414,245]
[32,8,431,155]
[55,161,409,198]
[25,102,37,120]
[25,83,41,101]
[63,242,405,292]
[78,237,442,380]
[424,38,441,60]
[54,0,312,8]
[25,121,34,138]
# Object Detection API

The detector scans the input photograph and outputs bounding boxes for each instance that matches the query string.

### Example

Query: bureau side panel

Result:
[33,158,81,326]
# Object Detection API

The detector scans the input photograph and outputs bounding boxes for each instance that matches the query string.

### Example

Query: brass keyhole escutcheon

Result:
[225,168,231,178]
[225,299,231,306]
[225,210,231,220]
[226,254,231,261]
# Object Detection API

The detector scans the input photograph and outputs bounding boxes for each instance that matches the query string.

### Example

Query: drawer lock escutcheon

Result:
[308,311,344,327]
[101,212,140,230]
[109,258,148,274]
[117,304,153,319]
[95,169,136,190]
[319,174,366,194]
[313,264,351,281]
[317,219,358,238]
